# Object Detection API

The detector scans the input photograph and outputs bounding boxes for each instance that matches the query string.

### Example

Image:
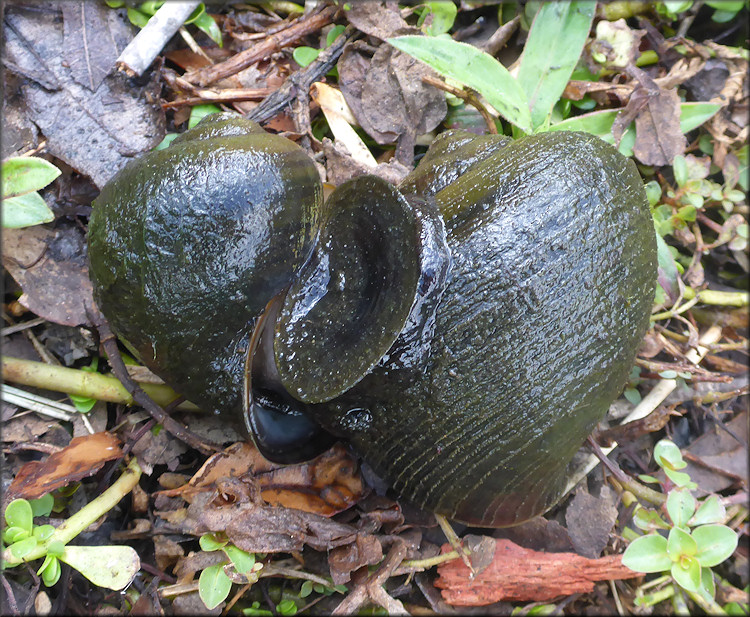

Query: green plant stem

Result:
[2,458,142,565]
[1,356,198,411]
[399,550,460,571]
[683,288,749,307]
[685,588,728,614]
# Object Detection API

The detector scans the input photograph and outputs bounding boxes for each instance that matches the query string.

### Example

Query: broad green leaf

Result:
[673,155,688,187]
[548,101,722,139]
[1,157,61,198]
[155,133,179,151]
[671,555,702,592]
[2,192,55,228]
[191,7,223,48]
[419,2,457,36]
[693,524,738,567]
[9,536,38,560]
[199,564,232,610]
[276,599,298,615]
[189,104,222,129]
[326,25,346,47]
[690,496,726,526]
[5,499,33,533]
[293,46,320,67]
[698,567,716,602]
[29,494,54,518]
[388,35,532,132]
[622,534,672,573]
[32,525,55,541]
[667,489,696,528]
[679,102,721,133]
[223,545,255,575]
[199,533,227,552]
[126,7,150,28]
[3,527,29,544]
[516,1,594,130]
[667,526,697,559]
[59,545,140,591]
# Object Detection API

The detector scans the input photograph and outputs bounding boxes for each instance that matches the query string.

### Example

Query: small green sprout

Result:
[1,156,61,228]
[197,533,262,610]
[622,439,739,609]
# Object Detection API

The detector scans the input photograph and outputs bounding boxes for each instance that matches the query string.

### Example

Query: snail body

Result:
[88,114,656,527]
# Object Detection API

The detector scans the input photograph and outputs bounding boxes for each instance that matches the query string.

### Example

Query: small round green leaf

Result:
[654,439,686,470]
[5,499,33,533]
[3,527,29,544]
[32,524,55,541]
[689,495,726,527]
[199,564,232,610]
[666,489,696,529]
[633,507,671,532]
[622,534,671,573]
[10,536,38,560]
[671,555,702,592]
[199,533,227,552]
[223,545,255,575]
[40,556,61,587]
[1,157,61,198]
[667,526,697,560]
[276,599,298,616]
[292,46,320,67]
[29,494,54,518]
[693,524,738,567]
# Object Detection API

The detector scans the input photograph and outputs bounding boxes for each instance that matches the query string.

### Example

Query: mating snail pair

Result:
[88,113,656,527]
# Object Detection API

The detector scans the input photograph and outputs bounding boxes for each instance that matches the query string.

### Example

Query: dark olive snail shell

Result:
[88,113,656,527]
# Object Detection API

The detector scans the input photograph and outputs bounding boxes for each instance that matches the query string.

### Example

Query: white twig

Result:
[1,385,75,421]
[117,1,201,76]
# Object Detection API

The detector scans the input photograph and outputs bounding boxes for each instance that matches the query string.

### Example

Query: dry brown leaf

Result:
[564,486,618,559]
[435,538,639,605]
[158,442,364,517]
[328,534,383,585]
[342,0,418,41]
[2,225,94,327]
[6,432,122,500]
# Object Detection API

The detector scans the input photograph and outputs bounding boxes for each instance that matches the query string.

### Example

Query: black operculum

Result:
[243,292,336,464]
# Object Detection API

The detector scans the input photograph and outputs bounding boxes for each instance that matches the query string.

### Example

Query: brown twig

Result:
[421,74,498,134]
[161,68,273,108]
[332,540,408,615]
[87,302,220,456]
[247,24,358,125]
[482,15,521,57]
[185,4,339,86]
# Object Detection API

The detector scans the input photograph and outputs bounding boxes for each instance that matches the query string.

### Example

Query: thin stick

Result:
[422,74,498,134]
[87,304,219,455]
[117,1,201,76]
[185,5,338,86]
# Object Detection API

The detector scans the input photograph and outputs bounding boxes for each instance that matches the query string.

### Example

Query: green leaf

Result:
[3,527,29,544]
[388,36,532,132]
[419,2,457,36]
[199,564,232,610]
[59,545,140,591]
[223,545,255,575]
[39,555,61,587]
[155,133,179,151]
[690,496,726,527]
[293,46,320,67]
[32,525,55,542]
[1,157,61,199]
[665,466,697,489]
[655,231,680,300]
[68,394,97,413]
[47,540,65,557]
[633,507,671,532]
[623,387,641,405]
[693,524,738,567]
[654,439,686,470]
[622,534,672,573]
[645,181,662,207]
[326,25,346,47]
[667,526,697,559]
[548,101,722,139]
[516,1,594,130]
[698,567,716,602]
[666,489,696,528]
[199,533,227,552]
[189,104,223,129]
[300,580,314,598]
[276,599,298,616]
[679,102,721,133]
[671,554,702,592]
[5,499,33,533]
[2,192,55,228]
[126,7,151,28]
[191,7,223,48]
[29,494,54,518]
[673,155,688,187]
[10,536,38,560]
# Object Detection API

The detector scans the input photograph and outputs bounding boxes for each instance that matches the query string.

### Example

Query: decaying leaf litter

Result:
[1,1,747,614]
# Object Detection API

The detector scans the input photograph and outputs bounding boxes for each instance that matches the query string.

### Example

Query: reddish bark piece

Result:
[6,432,122,500]
[157,442,364,516]
[435,538,639,605]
